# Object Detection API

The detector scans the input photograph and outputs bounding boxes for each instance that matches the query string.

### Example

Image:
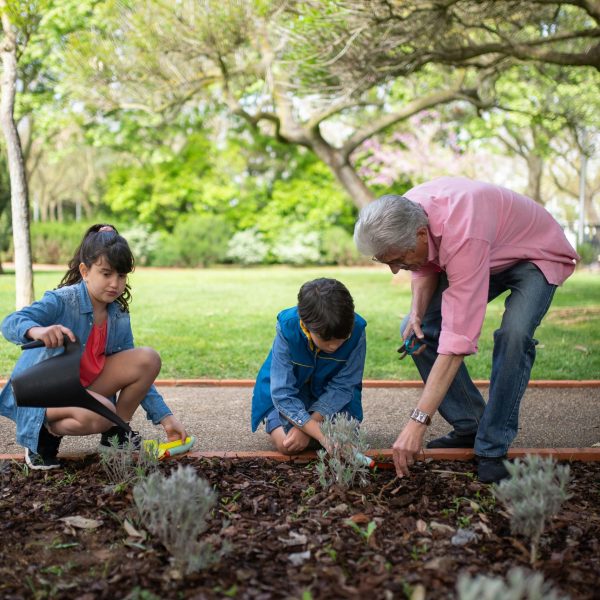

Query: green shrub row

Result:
[18,217,368,267]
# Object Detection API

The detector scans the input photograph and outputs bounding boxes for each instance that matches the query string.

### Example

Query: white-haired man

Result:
[354,176,578,483]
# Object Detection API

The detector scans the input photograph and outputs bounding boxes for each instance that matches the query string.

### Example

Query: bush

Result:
[457,567,569,600]
[576,242,598,266]
[27,220,129,265]
[271,223,321,265]
[133,465,227,574]
[316,414,371,490]
[320,226,367,266]
[121,224,161,266]
[493,455,571,564]
[226,228,270,265]
[153,215,233,267]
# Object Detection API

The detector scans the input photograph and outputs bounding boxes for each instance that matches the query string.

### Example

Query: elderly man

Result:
[354,176,578,483]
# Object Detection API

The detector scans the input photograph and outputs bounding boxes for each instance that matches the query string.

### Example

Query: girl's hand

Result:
[160,415,188,442]
[26,325,76,348]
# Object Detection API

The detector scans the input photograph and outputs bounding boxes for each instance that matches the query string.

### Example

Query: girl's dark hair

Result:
[58,224,135,312]
[297,278,355,340]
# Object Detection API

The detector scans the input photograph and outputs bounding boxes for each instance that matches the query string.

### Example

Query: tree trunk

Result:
[311,140,375,209]
[1,8,34,308]
[525,154,544,204]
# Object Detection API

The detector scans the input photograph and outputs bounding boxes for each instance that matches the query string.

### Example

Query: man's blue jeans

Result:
[401,261,557,458]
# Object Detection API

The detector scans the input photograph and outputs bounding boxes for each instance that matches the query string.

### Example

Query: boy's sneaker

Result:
[25,425,63,470]
[100,425,142,450]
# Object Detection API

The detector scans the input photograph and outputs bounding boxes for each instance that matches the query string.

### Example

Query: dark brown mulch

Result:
[0,456,599,600]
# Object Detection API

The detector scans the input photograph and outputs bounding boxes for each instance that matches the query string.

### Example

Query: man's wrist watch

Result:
[410,408,432,426]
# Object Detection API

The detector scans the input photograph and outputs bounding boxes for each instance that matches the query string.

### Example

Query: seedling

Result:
[345,519,377,544]
[99,436,159,488]
[315,414,370,490]
[493,455,571,564]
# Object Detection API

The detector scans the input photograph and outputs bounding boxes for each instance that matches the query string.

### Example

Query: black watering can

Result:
[12,337,131,432]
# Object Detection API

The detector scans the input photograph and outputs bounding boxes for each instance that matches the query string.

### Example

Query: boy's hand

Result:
[26,325,76,348]
[160,415,187,442]
[282,427,311,453]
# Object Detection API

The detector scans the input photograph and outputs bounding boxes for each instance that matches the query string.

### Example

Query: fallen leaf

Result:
[430,521,455,534]
[59,516,102,529]
[416,519,428,533]
[123,519,146,540]
[278,531,308,546]
[288,550,311,566]
[574,345,588,352]
[348,513,370,524]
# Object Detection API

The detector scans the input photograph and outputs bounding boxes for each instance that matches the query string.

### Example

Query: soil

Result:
[0,456,599,600]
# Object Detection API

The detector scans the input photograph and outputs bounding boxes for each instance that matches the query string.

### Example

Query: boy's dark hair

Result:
[297,278,355,340]
[58,224,135,312]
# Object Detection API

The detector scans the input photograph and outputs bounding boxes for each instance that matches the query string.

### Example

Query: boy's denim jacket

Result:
[0,280,172,452]
[251,306,366,432]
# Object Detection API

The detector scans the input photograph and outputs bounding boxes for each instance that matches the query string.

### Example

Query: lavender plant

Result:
[457,567,569,600]
[315,414,370,490]
[98,437,158,488]
[133,465,227,574]
[493,455,571,564]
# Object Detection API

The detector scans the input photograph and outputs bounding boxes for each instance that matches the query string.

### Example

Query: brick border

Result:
[2,447,599,463]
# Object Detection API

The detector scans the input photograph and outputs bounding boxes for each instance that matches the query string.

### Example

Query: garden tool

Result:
[354,450,395,470]
[143,436,196,460]
[12,337,131,433]
[397,332,425,360]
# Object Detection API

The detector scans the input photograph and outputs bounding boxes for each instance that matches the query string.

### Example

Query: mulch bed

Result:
[0,456,599,599]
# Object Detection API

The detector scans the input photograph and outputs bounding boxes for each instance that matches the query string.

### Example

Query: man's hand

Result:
[282,427,311,453]
[392,420,426,478]
[26,325,76,348]
[160,415,187,442]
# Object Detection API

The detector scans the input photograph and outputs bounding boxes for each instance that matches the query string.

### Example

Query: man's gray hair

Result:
[354,194,429,257]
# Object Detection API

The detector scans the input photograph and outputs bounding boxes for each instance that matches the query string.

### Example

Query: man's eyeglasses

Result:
[371,256,411,269]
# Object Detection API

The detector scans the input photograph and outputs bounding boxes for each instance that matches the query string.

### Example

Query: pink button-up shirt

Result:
[405,177,579,355]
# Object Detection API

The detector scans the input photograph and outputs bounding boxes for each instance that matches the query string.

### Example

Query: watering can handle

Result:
[21,339,47,350]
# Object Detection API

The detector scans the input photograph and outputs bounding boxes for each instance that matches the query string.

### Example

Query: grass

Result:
[0,266,598,380]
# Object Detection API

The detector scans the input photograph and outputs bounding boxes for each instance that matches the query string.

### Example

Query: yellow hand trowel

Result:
[143,435,196,460]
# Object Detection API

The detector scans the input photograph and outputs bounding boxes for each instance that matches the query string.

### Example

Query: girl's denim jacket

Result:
[251,306,366,432]
[0,280,172,452]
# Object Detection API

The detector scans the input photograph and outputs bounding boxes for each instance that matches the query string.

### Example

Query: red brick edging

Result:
[2,447,599,463]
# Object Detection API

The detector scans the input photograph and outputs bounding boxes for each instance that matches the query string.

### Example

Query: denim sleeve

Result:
[140,384,173,425]
[270,324,312,428]
[1,291,63,345]
[310,331,366,417]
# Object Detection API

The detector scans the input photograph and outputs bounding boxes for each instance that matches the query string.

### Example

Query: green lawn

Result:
[0,266,598,380]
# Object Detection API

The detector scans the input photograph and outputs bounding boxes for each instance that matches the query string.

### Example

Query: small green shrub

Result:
[316,414,370,490]
[271,224,321,265]
[493,455,571,564]
[320,226,368,266]
[133,465,227,574]
[121,224,160,266]
[576,242,598,266]
[98,437,158,488]
[153,215,232,267]
[226,228,270,265]
[457,567,569,600]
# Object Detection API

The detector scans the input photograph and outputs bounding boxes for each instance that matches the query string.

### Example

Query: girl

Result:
[0,224,187,469]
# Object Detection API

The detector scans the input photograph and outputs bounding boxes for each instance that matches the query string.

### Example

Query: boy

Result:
[251,278,367,454]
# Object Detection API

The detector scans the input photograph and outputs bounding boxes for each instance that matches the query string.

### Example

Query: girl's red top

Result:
[79,321,107,387]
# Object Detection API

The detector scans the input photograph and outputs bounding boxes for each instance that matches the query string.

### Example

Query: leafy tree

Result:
[62,0,492,209]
